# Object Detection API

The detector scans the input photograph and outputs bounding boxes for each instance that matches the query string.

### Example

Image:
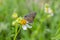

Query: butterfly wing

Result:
[24,12,36,23]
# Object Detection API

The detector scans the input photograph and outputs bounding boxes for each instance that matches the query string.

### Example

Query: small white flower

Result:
[44,4,54,16]
[12,16,32,30]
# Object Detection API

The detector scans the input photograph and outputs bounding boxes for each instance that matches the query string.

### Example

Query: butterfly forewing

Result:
[24,12,36,23]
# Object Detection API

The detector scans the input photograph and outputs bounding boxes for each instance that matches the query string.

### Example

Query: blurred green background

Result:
[0,0,60,40]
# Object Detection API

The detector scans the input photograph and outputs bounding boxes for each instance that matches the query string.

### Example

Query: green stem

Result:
[13,25,21,40]
[13,25,18,40]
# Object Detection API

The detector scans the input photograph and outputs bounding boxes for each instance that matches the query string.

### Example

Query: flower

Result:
[44,3,54,16]
[19,18,32,30]
[12,12,18,19]
[12,16,32,30]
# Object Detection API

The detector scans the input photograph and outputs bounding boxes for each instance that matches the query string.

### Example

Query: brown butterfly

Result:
[24,12,36,23]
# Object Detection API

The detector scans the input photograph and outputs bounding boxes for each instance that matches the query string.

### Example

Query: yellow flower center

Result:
[20,19,27,25]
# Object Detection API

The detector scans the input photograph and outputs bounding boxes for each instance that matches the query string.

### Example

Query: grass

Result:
[0,0,60,40]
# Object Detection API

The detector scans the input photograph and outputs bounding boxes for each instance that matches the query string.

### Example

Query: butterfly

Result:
[24,12,36,23]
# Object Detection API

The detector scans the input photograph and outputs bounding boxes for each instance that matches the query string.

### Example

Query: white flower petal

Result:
[48,8,52,13]
[26,24,32,28]
[22,25,27,30]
